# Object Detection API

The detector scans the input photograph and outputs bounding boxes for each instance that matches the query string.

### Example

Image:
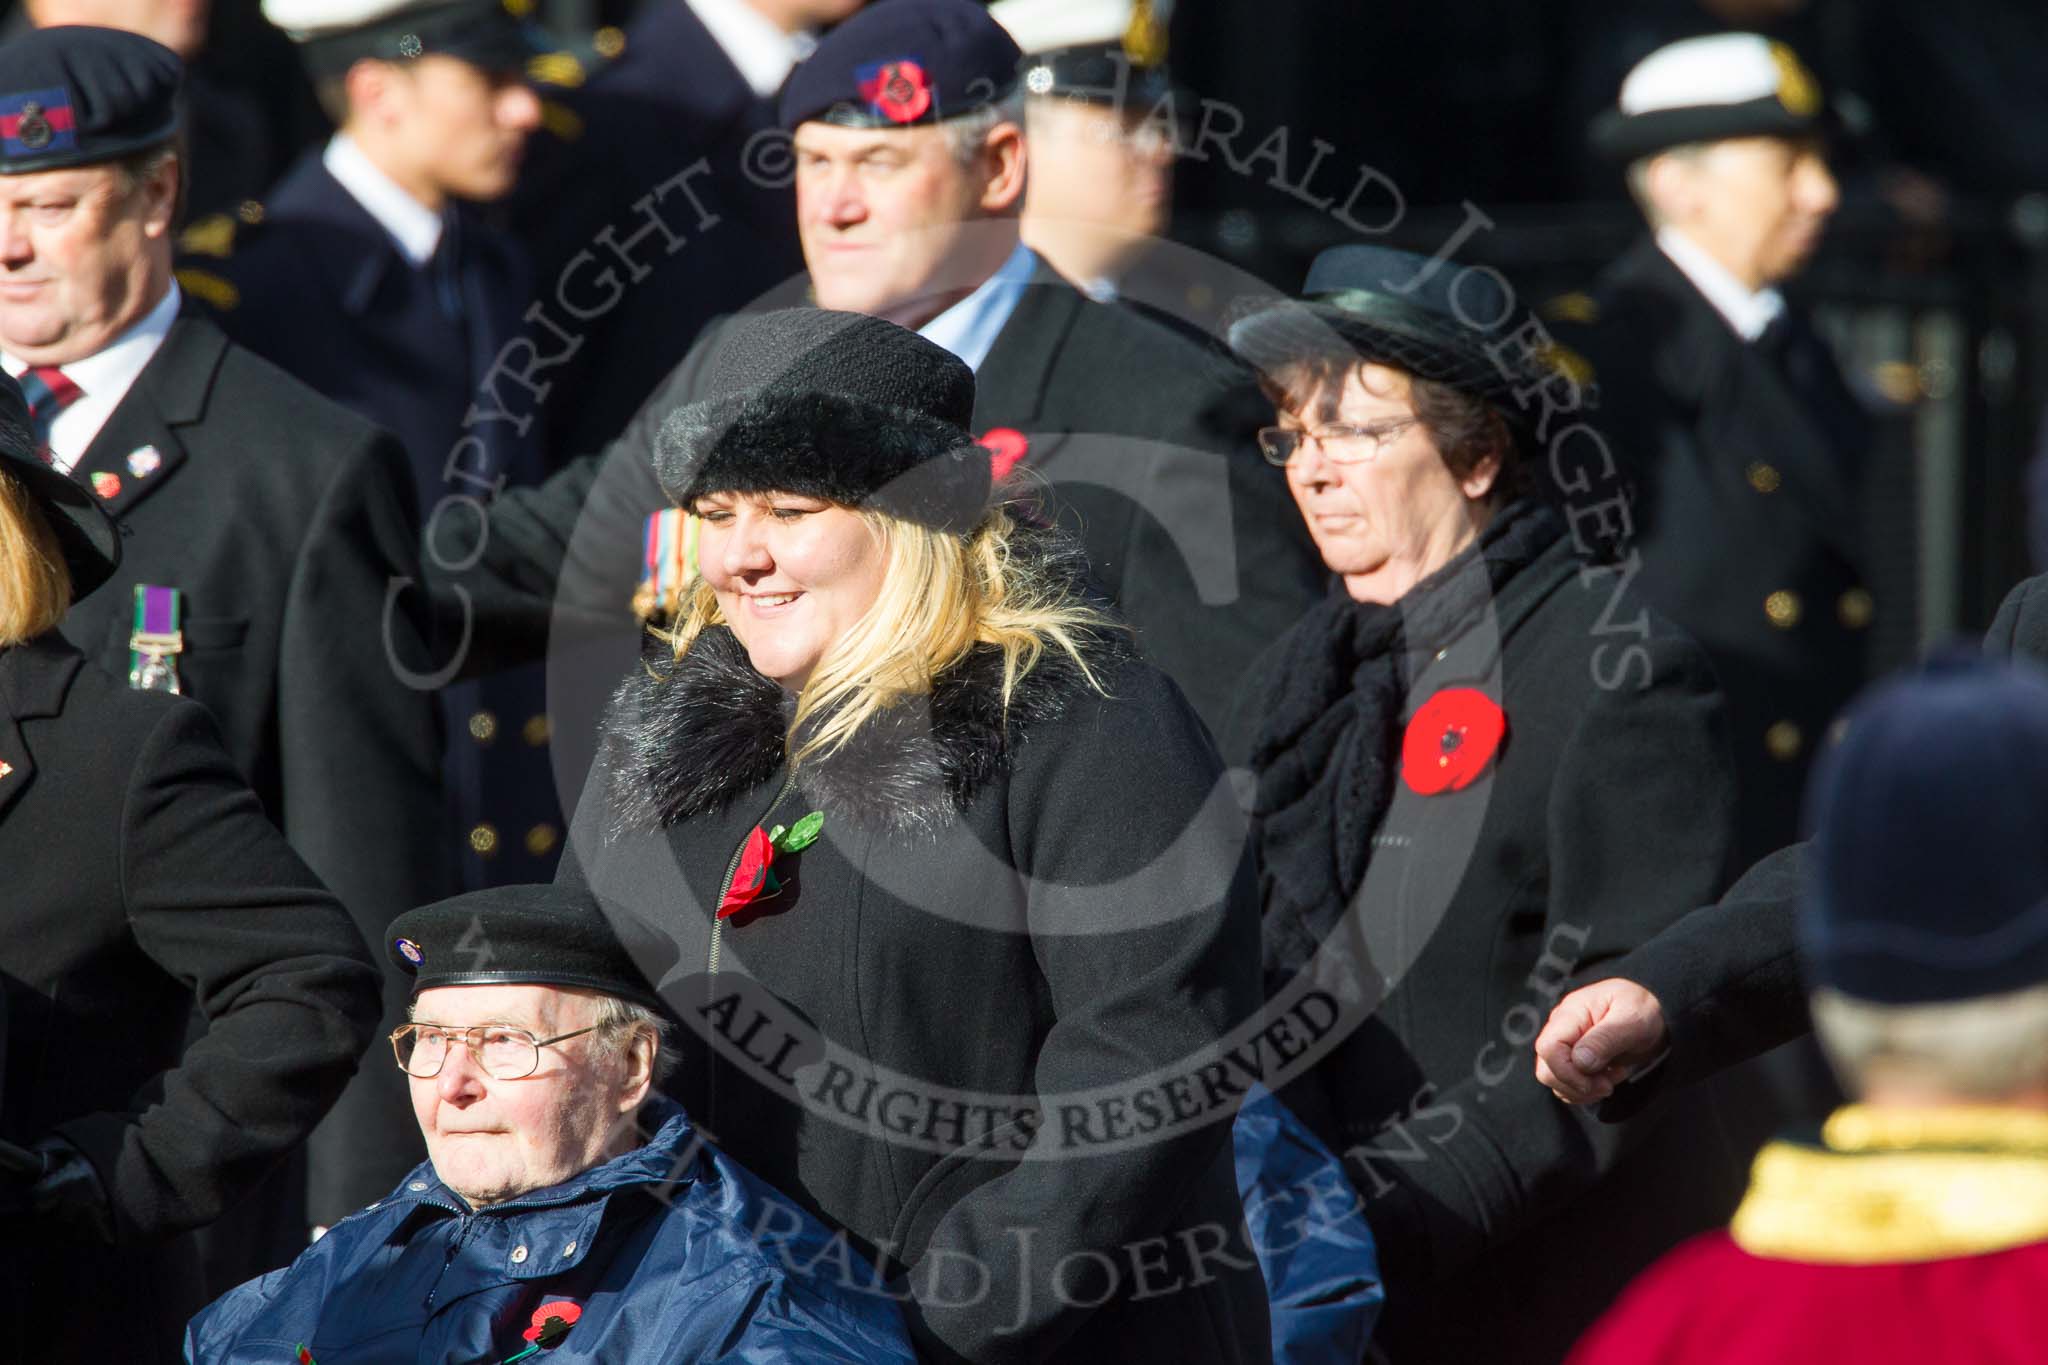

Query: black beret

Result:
[655,308,992,533]
[388,883,664,1011]
[0,373,120,602]
[265,0,547,80]
[1803,654,2048,1006]
[1592,33,1832,163]
[0,26,181,176]
[778,0,1022,130]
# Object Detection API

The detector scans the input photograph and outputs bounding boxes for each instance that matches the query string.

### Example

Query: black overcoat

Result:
[1230,516,1745,1362]
[0,635,380,1364]
[439,264,1324,744]
[1596,570,2048,1124]
[50,314,450,1223]
[1562,237,1873,865]
[181,157,565,888]
[558,613,1271,1363]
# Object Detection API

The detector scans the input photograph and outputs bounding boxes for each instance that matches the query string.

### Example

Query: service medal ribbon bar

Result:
[128,583,185,693]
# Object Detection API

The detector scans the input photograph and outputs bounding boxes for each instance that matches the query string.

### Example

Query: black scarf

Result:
[1247,498,1563,981]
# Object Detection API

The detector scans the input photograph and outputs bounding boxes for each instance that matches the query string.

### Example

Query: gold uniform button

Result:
[1764,590,1802,628]
[236,199,265,225]
[522,714,551,747]
[524,823,560,858]
[1746,461,1782,494]
[594,25,626,57]
[467,710,498,743]
[1765,722,1804,761]
[1838,588,1874,629]
[469,823,500,856]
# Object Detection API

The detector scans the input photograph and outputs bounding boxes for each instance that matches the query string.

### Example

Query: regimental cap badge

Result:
[0,87,78,159]
[394,937,425,966]
[1121,0,1169,68]
[1769,41,1821,118]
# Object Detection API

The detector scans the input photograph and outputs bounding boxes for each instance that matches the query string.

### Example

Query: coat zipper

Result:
[708,772,797,977]
[705,772,796,1141]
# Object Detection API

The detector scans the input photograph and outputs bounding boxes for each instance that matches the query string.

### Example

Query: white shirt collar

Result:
[685,0,814,98]
[323,132,444,267]
[1656,226,1785,342]
[2,281,182,473]
[917,242,1038,375]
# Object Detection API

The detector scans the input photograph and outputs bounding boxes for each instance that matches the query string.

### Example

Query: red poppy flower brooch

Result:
[718,812,826,919]
[1401,688,1507,795]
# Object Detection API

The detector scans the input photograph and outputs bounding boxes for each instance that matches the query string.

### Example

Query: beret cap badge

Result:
[17,101,50,150]
[858,58,932,124]
[394,937,425,966]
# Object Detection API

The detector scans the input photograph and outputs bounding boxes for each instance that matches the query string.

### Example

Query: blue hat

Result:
[778,0,1022,130]
[1228,244,1554,419]
[0,26,181,176]
[1802,653,2048,1005]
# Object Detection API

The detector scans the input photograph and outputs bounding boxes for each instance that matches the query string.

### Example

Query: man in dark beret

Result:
[1556,31,1872,870]
[1571,656,2048,1364]
[0,22,449,1272]
[186,883,918,1362]
[437,0,1323,744]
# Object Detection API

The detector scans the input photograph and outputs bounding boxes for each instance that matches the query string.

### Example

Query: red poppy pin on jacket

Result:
[1402,688,1506,795]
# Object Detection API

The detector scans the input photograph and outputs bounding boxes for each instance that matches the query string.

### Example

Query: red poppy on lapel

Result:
[719,826,780,919]
[980,427,1028,479]
[521,1299,582,1344]
[1401,688,1506,795]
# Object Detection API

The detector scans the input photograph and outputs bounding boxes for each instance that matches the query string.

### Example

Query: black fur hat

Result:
[654,309,993,533]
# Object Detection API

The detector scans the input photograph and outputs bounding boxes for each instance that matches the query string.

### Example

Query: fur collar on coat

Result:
[598,542,1129,842]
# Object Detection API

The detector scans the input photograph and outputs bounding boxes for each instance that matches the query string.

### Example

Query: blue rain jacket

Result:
[185,1099,915,1363]
[1235,1085,1385,1365]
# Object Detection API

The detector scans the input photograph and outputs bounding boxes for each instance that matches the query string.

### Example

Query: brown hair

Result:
[1255,353,1533,503]
[0,469,74,647]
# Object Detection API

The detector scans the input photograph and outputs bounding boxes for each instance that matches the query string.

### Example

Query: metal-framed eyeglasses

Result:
[390,1022,602,1080]
[1256,417,1420,468]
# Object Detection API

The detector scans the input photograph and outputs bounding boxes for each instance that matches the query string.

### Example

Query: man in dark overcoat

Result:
[437,0,1323,748]
[0,27,448,1253]
[1537,572,2048,1139]
[0,377,381,1364]
[181,0,565,888]
[1559,32,1873,867]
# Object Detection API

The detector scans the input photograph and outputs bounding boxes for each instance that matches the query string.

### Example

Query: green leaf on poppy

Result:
[776,810,825,853]
[763,866,782,895]
[767,824,786,845]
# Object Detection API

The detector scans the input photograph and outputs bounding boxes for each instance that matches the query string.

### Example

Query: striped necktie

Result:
[15,366,83,464]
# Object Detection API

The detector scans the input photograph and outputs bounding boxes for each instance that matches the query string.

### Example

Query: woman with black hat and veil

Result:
[1224,245,1747,1361]
[0,375,378,1362]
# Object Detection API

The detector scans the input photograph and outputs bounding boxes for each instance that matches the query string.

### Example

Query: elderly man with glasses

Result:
[184,884,915,1363]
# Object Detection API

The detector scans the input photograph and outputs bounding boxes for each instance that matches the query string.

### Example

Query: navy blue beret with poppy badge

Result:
[0,26,181,176]
[778,0,1022,130]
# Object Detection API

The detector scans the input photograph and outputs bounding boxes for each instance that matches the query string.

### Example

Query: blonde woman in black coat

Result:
[560,310,1269,1364]
[0,383,380,1363]
[1224,247,1745,1363]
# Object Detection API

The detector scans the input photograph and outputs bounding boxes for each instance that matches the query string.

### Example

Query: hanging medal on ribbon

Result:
[631,509,699,625]
[128,584,184,693]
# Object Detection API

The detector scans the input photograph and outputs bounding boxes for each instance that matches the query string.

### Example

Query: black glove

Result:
[0,1137,114,1244]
